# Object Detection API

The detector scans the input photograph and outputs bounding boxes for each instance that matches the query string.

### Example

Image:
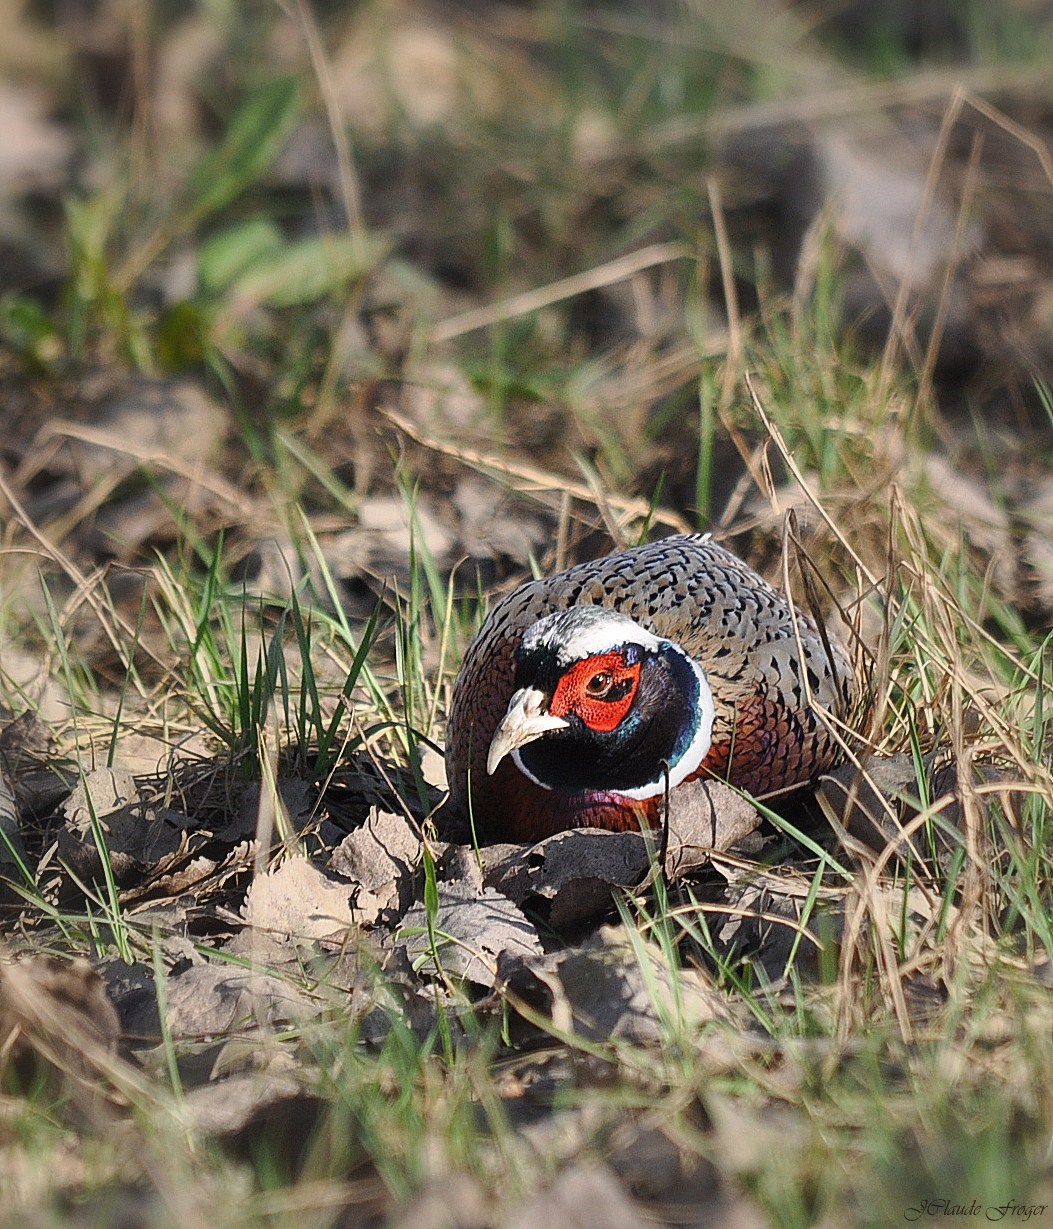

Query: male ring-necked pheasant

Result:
[444,533,853,843]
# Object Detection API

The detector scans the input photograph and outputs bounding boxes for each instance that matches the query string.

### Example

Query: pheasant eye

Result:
[548,650,640,730]
[585,671,612,697]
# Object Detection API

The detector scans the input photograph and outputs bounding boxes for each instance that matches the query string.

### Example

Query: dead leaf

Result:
[96,958,163,1044]
[332,18,489,133]
[663,779,763,874]
[608,1122,724,1214]
[930,757,1018,839]
[0,762,26,869]
[486,831,648,930]
[0,954,121,1110]
[453,476,550,568]
[158,962,314,1040]
[223,778,315,844]
[435,842,486,892]
[399,884,542,987]
[0,81,72,195]
[817,128,980,294]
[0,709,52,760]
[328,807,422,923]
[322,495,456,599]
[416,745,447,791]
[59,378,226,483]
[911,451,1016,596]
[0,953,119,1051]
[817,753,925,854]
[485,783,759,932]
[242,856,356,943]
[180,1068,321,1152]
[817,753,1002,871]
[0,708,71,819]
[400,359,486,432]
[709,863,838,982]
[153,16,223,146]
[499,926,726,1044]
[503,1162,650,1229]
[61,767,194,881]
[707,1093,812,1181]
[134,853,222,901]
[1019,479,1053,614]
[389,1174,489,1229]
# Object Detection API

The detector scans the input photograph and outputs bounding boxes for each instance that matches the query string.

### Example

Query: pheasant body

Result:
[444,534,852,843]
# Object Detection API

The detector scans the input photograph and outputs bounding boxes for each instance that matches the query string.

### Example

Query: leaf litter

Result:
[0,676,1032,1210]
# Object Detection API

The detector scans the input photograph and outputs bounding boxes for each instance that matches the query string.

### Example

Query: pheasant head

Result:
[486,607,715,801]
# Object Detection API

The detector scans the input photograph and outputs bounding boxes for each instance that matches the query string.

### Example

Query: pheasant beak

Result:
[486,688,569,775]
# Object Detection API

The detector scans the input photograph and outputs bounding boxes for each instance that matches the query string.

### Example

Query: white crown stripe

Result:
[525,607,665,663]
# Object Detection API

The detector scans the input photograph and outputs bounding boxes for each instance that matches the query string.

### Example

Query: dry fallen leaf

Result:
[0,708,71,819]
[0,709,52,760]
[910,451,1016,596]
[328,806,422,923]
[399,884,542,988]
[453,475,550,568]
[58,378,227,482]
[242,855,357,943]
[503,1162,651,1229]
[498,925,727,1044]
[61,767,194,881]
[1019,478,1053,614]
[389,1174,488,1229]
[0,81,72,195]
[0,953,122,1111]
[487,829,648,932]
[608,1122,727,1216]
[817,752,1006,872]
[158,962,314,1040]
[485,781,760,931]
[221,778,315,844]
[0,761,25,869]
[817,128,980,295]
[663,779,763,873]
[180,1068,320,1151]
[816,753,924,855]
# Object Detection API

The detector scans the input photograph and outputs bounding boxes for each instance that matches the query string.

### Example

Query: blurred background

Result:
[3,0,1053,636]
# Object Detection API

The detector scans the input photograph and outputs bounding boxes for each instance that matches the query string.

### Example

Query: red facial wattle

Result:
[548,650,641,733]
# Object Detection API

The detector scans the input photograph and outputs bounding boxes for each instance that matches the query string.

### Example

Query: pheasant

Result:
[443,533,853,843]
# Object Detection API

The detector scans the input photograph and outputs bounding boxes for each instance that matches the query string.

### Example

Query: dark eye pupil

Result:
[587,672,611,695]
